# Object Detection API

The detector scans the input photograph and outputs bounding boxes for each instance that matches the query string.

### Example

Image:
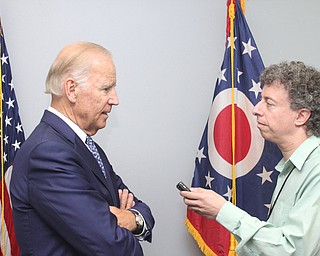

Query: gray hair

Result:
[260,61,320,136]
[45,42,112,96]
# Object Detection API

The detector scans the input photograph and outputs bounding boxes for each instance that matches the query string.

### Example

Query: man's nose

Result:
[252,101,261,116]
[109,88,119,106]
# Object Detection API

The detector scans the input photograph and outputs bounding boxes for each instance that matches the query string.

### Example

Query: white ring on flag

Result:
[207,88,264,179]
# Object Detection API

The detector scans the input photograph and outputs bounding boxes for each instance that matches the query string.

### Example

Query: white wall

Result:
[1,0,319,255]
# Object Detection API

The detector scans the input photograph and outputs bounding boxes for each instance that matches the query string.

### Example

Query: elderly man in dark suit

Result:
[10,41,155,256]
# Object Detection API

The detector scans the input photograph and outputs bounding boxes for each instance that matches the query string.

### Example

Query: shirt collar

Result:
[47,106,87,144]
[276,135,320,174]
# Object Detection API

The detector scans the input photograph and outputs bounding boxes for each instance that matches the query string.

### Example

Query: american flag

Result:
[0,19,25,256]
[185,1,282,255]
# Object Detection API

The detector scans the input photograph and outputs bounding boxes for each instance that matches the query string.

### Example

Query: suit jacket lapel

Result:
[95,146,119,206]
[75,137,118,205]
[41,110,118,205]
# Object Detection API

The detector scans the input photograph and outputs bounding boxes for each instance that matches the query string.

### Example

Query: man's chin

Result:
[259,131,273,142]
[99,121,107,129]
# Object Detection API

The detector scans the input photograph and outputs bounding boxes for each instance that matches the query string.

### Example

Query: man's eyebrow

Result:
[104,80,116,87]
[263,95,278,103]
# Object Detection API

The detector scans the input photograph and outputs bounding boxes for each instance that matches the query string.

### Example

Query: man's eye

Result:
[103,86,112,92]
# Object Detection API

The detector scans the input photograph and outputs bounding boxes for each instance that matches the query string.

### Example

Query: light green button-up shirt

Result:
[216,135,320,256]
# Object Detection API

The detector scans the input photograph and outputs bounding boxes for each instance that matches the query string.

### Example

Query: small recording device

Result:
[176,181,191,192]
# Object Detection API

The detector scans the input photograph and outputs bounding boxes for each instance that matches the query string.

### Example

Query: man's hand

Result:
[109,189,136,231]
[180,187,227,220]
[118,189,135,209]
[109,206,136,231]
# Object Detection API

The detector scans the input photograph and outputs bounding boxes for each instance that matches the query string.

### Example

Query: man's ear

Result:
[65,78,77,103]
[295,108,311,127]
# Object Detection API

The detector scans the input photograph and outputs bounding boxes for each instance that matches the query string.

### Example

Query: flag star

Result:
[242,38,256,58]
[16,123,23,133]
[196,147,206,164]
[264,203,271,210]
[257,167,273,184]
[205,171,214,188]
[6,97,15,109]
[9,80,14,91]
[223,186,232,201]
[227,36,237,49]
[249,79,262,98]
[4,135,9,144]
[3,152,7,163]
[2,74,5,83]
[12,140,21,151]
[5,115,12,126]
[237,69,243,83]
[1,53,9,65]
[218,68,227,85]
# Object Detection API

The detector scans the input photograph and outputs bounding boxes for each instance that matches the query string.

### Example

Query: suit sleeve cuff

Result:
[129,209,150,241]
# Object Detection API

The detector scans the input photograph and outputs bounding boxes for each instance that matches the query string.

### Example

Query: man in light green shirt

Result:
[181,61,320,255]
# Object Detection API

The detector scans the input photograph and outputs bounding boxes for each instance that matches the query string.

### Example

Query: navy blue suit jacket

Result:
[10,110,155,256]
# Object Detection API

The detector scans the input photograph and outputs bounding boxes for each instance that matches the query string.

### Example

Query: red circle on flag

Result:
[214,105,251,164]
[207,88,264,179]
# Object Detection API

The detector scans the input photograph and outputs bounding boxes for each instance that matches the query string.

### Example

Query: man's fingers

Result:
[119,189,129,209]
[126,193,134,209]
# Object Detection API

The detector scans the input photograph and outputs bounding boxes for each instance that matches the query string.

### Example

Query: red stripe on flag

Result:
[187,209,230,256]
[0,180,20,256]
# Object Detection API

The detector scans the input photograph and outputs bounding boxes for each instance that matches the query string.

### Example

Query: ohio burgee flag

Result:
[185,1,282,255]
[0,19,25,256]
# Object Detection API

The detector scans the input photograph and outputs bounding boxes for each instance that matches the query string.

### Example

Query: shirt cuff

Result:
[216,201,247,233]
[129,209,149,241]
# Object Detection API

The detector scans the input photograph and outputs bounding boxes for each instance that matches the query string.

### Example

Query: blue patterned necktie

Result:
[86,135,107,179]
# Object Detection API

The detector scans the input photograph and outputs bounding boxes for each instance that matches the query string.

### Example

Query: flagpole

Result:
[228,1,238,255]
[229,0,236,207]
